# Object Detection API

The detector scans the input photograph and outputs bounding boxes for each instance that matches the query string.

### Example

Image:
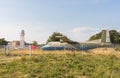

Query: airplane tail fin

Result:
[101,30,111,43]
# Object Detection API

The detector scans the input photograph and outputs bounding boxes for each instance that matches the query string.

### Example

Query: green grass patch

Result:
[0,53,120,78]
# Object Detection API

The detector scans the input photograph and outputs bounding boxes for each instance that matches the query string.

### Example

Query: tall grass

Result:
[0,52,120,78]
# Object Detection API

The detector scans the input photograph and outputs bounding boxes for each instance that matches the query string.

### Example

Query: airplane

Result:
[41,30,112,51]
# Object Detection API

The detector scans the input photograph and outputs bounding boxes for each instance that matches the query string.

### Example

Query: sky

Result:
[0,0,120,44]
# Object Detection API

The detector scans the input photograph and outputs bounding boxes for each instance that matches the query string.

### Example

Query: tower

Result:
[20,30,25,49]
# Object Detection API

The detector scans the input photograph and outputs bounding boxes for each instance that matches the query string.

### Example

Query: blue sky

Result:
[0,0,120,43]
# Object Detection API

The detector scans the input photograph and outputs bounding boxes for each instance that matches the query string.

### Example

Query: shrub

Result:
[115,47,120,51]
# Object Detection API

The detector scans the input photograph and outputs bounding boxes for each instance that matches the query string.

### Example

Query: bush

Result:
[115,47,120,51]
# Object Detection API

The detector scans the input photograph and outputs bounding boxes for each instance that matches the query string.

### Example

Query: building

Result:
[12,40,20,49]
[11,30,25,49]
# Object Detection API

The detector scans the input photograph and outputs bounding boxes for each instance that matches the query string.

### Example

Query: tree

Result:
[32,41,38,46]
[89,32,102,41]
[47,32,78,44]
[110,30,120,43]
[47,32,67,43]
[0,38,8,45]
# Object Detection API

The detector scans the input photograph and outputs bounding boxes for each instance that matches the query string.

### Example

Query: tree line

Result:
[89,30,120,44]
[0,38,8,45]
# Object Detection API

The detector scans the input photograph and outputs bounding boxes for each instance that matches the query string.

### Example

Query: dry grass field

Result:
[0,48,120,78]
[0,48,119,66]
[0,48,120,62]
[4,48,120,55]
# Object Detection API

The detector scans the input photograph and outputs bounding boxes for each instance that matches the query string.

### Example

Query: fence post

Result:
[5,45,9,56]
[29,45,32,57]
[81,45,84,52]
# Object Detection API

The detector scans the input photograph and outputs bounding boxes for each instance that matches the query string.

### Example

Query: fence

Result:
[0,45,37,57]
[0,43,120,57]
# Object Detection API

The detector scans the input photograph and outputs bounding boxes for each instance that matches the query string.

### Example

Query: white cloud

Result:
[117,29,120,32]
[72,27,97,33]
[66,26,100,42]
